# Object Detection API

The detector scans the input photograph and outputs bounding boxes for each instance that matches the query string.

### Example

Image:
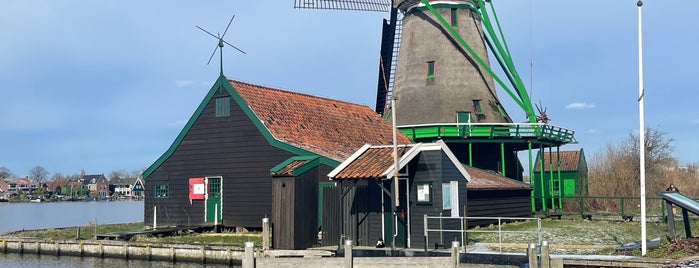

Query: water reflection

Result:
[0,253,237,268]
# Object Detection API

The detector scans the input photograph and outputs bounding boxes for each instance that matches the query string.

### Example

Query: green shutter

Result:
[215,97,231,117]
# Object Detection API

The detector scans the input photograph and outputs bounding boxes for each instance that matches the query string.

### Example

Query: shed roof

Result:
[328,141,470,182]
[230,79,410,161]
[534,150,581,172]
[465,166,531,190]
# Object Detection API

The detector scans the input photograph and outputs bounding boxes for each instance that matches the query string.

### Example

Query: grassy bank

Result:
[2,218,694,258]
[1,222,262,246]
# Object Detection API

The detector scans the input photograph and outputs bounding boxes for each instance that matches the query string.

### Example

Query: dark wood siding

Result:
[407,150,468,249]
[271,167,318,250]
[466,189,532,227]
[145,89,296,228]
[341,181,382,247]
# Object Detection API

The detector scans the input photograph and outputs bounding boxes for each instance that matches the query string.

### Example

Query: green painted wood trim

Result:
[143,75,339,178]
[269,156,320,177]
[500,142,505,177]
[404,3,475,16]
[538,144,546,211]
[529,141,535,212]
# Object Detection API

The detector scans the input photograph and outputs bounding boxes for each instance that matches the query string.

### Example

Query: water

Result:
[0,200,144,234]
[0,201,237,267]
[0,254,233,268]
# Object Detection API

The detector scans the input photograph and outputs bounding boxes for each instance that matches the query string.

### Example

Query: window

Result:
[473,99,483,115]
[442,181,459,217]
[155,184,169,198]
[427,61,435,79]
[215,97,231,117]
[442,183,452,210]
[417,182,432,204]
[450,8,458,27]
[553,180,560,194]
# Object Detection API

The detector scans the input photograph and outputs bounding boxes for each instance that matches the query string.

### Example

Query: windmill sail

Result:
[294,0,392,12]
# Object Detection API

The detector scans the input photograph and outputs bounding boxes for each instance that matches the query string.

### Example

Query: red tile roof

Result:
[534,150,581,172]
[332,145,413,180]
[230,80,411,161]
[465,166,531,190]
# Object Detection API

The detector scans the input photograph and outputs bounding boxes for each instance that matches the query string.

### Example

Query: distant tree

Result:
[0,166,13,178]
[28,166,50,185]
[51,172,65,181]
[108,169,128,180]
[588,128,676,198]
[129,167,146,178]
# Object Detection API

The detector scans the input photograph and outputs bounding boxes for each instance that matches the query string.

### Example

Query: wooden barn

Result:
[533,149,588,210]
[142,74,410,249]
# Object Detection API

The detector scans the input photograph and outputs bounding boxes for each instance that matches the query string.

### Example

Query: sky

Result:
[1,1,698,178]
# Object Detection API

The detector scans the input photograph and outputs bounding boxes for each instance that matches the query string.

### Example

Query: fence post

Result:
[579,196,584,218]
[262,218,270,251]
[243,241,255,268]
[451,241,461,268]
[344,240,353,268]
[620,196,626,219]
[527,243,538,268]
[541,240,550,268]
[423,214,428,252]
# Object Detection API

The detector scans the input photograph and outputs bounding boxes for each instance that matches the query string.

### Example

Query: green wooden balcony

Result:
[398,123,577,144]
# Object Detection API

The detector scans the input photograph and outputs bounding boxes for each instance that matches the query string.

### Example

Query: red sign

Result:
[189,178,205,200]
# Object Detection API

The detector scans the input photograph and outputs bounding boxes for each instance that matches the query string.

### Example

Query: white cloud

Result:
[174,80,196,87]
[585,129,600,134]
[565,102,595,109]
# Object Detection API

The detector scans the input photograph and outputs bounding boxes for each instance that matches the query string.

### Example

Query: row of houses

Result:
[0,174,145,200]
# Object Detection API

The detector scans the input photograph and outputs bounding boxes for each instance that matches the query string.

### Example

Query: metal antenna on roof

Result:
[196,15,246,75]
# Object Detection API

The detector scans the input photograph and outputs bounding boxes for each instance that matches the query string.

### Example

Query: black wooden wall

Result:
[145,88,331,229]
[271,167,318,250]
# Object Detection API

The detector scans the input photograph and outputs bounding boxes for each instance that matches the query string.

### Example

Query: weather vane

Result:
[196,15,246,75]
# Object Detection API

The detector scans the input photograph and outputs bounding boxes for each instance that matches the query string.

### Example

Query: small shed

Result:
[326,141,470,249]
[533,149,588,208]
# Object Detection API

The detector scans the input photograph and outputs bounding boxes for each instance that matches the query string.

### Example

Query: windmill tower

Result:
[392,0,510,125]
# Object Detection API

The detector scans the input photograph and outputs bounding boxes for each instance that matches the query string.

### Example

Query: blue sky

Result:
[1,1,698,177]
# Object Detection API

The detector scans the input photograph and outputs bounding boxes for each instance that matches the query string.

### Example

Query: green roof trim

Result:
[143,75,339,178]
[270,156,320,177]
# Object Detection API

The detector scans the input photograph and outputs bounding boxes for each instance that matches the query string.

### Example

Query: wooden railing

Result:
[398,123,576,144]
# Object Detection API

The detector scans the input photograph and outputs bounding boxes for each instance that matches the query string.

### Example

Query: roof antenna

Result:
[196,15,246,76]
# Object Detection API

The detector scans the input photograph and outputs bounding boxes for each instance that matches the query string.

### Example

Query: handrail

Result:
[424,215,541,253]
[398,123,577,143]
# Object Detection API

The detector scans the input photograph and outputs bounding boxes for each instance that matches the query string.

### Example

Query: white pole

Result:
[637,0,647,256]
[153,206,157,229]
[391,97,399,249]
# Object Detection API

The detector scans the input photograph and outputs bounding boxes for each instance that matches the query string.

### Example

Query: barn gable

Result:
[143,74,408,229]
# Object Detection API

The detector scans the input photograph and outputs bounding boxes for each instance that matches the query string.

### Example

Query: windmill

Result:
[294,0,538,126]
[196,15,246,75]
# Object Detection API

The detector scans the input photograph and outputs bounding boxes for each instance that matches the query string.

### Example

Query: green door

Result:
[383,179,408,247]
[206,177,222,223]
[457,112,471,136]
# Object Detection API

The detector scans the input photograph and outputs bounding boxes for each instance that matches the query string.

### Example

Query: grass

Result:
[466,216,699,258]
[1,222,261,246]
[3,218,696,259]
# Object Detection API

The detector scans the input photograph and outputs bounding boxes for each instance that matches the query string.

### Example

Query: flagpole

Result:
[637,0,647,256]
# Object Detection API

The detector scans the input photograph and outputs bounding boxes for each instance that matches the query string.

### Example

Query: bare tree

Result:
[588,128,677,198]
[108,169,128,180]
[28,166,50,185]
[0,166,13,179]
